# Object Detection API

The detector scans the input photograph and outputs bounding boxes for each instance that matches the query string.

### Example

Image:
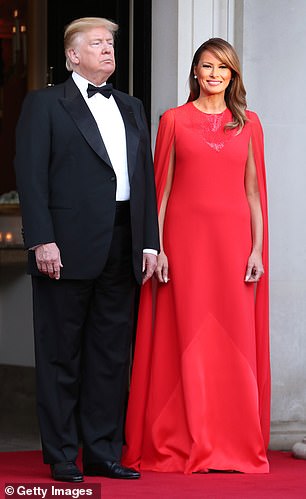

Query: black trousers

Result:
[32,203,137,464]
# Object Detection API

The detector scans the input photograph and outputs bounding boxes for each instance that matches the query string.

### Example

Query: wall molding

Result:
[270,421,306,451]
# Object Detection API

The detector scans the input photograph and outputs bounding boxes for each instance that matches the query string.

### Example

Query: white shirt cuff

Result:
[143,249,158,256]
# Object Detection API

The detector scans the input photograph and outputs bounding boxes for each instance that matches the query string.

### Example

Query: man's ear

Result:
[67,48,80,65]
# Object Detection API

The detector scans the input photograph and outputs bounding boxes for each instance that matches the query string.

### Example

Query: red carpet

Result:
[0,450,305,498]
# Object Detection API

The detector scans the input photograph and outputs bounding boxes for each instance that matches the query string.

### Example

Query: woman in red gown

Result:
[123,38,270,474]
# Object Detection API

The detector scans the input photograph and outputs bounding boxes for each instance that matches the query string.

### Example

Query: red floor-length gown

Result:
[123,103,270,473]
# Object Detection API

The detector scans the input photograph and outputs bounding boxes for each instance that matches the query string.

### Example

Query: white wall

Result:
[0,215,34,367]
[151,0,178,146]
[0,270,34,366]
[242,0,306,448]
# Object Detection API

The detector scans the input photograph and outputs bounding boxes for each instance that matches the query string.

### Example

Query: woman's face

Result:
[194,50,232,98]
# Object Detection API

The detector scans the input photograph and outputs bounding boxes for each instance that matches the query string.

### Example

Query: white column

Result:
[151,0,179,146]
[177,0,235,104]
[152,0,235,143]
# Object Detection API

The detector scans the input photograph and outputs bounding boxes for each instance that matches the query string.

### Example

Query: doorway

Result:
[47,0,152,119]
[0,0,152,196]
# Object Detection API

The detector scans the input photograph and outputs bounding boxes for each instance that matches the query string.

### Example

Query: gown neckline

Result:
[190,101,230,117]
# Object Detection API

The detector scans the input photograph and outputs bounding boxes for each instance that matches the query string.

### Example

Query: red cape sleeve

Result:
[154,109,176,211]
[248,110,271,449]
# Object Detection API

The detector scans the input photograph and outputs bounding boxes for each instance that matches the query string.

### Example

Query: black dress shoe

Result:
[50,462,84,482]
[84,461,140,479]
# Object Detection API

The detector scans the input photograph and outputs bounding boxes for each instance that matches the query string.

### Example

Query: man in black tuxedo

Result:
[14,17,159,482]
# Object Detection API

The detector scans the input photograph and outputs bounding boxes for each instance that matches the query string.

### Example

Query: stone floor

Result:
[0,364,41,452]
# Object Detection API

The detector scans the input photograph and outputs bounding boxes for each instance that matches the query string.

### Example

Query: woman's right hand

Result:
[155,251,169,283]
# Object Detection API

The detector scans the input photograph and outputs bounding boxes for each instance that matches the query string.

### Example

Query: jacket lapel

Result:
[59,78,141,179]
[113,91,140,181]
[59,77,113,169]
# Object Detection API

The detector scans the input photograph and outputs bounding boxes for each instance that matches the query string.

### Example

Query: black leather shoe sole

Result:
[84,461,140,479]
[50,462,84,483]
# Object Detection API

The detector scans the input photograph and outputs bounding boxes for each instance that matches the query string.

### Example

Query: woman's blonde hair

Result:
[188,38,247,132]
[64,17,119,71]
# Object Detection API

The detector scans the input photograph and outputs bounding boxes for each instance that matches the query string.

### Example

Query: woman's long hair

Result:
[188,38,247,132]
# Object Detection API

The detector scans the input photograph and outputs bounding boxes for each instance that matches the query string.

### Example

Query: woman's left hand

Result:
[245,249,264,282]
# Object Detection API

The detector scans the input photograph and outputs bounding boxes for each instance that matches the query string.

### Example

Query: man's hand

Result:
[35,242,63,280]
[142,253,157,284]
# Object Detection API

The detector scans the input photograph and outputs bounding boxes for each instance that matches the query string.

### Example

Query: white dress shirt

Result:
[72,72,130,201]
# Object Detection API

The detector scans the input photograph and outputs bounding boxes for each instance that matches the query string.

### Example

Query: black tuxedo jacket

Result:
[15,77,159,283]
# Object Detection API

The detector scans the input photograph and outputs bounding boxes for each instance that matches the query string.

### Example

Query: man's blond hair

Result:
[64,17,119,71]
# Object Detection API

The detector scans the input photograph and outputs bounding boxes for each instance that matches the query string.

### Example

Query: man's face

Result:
[71,27,116,84]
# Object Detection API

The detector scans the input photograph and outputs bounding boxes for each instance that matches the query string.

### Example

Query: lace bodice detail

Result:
[194,107,233,152]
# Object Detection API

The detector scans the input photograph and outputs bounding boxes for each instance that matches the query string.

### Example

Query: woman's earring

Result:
[194,75,197,79]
